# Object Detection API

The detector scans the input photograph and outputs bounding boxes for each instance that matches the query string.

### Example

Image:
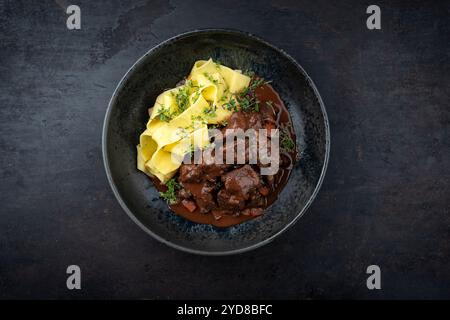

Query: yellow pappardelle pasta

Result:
[136,59,251,183]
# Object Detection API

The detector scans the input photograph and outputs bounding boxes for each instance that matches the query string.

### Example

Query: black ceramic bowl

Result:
[103,29,330,255]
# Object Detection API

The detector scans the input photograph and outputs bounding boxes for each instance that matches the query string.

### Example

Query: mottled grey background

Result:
[0,0,449,299]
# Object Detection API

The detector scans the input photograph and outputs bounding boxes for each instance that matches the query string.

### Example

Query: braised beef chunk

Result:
[179,162,229,183]
[247,190,266,207]
[222,165,261,201]
[178,187,192,199]
[204,163,230,180]
[181,199,197,213]
[224,104,276,131]
[182,181,217,213]
[217,189,244,210]
[179,164,200,182]
[220,135,269,166]
[225,111,264,131]
[247,112,264,129]
[224,111,250,131]
[198,182,216,213]
[217,138,250,164]
[221,107,277,166]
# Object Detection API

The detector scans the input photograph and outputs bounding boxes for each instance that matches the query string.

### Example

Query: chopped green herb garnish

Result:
[249,77,271,90]
[244,69,255,77]
[156,105,173,122]
[175,85,190,113]
[238,95,260,112]
[159,81,196,120]
[281,130,295,151]
[159,178,181,204]
[203,72,219,85]
[233,76,270,113]
[203,104,217,118]
[224,98,238,112]
[192,90,201,103]
[191,114,203,121]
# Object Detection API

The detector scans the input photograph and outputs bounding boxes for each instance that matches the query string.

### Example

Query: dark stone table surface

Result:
[0,0,448,299]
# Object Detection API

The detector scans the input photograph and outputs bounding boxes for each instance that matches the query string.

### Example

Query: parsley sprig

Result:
[175,85,190,113]
[203,104,217,118]
[234,76,271,113]
[159,178,181,204]
[156,104,174,122]
[203,72,219,85]
[280,129,295,151]
[157,81,199,122]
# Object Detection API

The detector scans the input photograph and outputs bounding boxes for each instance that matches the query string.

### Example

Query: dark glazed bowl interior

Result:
[103,29,330,255]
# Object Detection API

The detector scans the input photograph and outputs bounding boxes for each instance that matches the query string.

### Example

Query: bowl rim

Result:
[102,28,330,256]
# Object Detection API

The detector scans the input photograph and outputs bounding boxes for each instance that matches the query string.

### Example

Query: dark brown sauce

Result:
[152,84,297,227]
[254,84,297,208]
